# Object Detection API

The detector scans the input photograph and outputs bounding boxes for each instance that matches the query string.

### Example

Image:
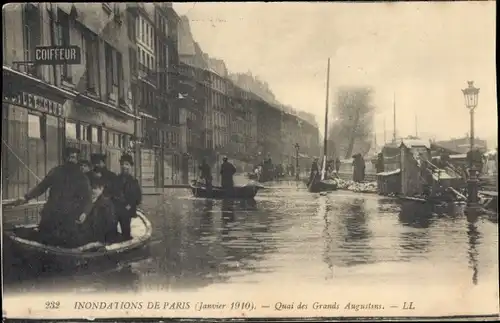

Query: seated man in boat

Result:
[198,158,213,190]
[76,175,118,245]
[91,153,118,198]
[80,159,94,181]
[114,154,142,241]
[15,147,93,248]
[220,157,237,191]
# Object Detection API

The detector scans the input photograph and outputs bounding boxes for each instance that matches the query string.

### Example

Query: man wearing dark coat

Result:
[375,153,385,174]
[199,158,213,190]
[114,154,142,240]
[90,153,117,198]
[220,157,237,191]
[19,147,93,248]
[352,154,366,183]
[308,158,320,186]
[76,174,118,245]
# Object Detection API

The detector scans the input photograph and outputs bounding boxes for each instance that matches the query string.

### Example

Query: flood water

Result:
[3,181,499,312]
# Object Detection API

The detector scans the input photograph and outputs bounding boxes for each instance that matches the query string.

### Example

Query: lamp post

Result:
[461,81,480,208]
[294,143,300,180]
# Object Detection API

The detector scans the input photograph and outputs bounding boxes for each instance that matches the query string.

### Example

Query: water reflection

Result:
[466,218,481,285]
[3,185,498,295]
[398,201,433,229]
[323,197,374,268]
[397,202,432,259]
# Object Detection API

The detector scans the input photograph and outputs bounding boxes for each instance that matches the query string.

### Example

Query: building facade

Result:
[127,3,181,187]
[3,3,137,200]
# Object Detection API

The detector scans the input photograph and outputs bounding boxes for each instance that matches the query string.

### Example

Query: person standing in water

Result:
[114,154,142,240]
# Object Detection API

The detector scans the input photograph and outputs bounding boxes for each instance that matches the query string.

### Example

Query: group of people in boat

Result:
[306,154,367,186]
[12,147,142,249]
[198,157,237,191]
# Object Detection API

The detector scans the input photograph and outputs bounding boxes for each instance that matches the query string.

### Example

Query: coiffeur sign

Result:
[34,45,82,65]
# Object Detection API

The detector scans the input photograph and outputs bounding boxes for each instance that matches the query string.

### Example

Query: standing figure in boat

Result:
[352,154,366,183]
[308,158,320,186]
[375,153,385,174]
[90,153,117,198]
[220,157,237,191]
[199,158,213,190]
[17,147,93,248]
[76,174,118,245]
[114,154,142,240]
[335,157,341,174]
[262,157,273,181]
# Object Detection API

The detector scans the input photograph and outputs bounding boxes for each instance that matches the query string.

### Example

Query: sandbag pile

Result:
[330,178,378,193]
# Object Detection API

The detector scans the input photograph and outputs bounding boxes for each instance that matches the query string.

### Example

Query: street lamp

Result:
[462,81,480,207]
[294,143,300,180]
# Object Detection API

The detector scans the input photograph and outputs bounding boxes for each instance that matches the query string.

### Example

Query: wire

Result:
[1,139,42,182]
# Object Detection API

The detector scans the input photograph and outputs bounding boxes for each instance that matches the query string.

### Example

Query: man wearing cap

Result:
[17,147,93,247]
[114,153,142,240]
[90,153,117,198]
[220,157,237,192]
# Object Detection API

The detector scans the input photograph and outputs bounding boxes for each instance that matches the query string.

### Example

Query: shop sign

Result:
[34,46,82,65]
[3,91,64,116]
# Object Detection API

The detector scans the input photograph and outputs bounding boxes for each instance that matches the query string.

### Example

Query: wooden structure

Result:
[377,169,401,196]
[376,139,466,200]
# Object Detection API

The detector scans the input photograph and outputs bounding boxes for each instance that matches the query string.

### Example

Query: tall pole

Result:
[415,114,418,137]
[383,117,387,144]
[295,144,300,180]
[470,109,475,167]
[322,58,330,180]
[392,92,397,142]
[323,58,330,159]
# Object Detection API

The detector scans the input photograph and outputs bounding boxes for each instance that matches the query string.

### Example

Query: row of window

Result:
[65,121,127,149]
[26,115,128,149]
[160,130,180,149]
[136,16,155,52]
[138,46,156,72]
[214,111,228,128]
[214,132,229,148]
[155,11,169,36]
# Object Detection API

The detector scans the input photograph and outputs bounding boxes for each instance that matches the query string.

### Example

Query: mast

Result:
[383,117,387,144]
[392,92,397,142]
[415,114,418,137]
[321,58,331,180]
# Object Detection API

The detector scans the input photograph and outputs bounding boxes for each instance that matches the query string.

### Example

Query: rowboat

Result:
[190,182,263,199]
[4,206,153,270]
[308,179,338,193]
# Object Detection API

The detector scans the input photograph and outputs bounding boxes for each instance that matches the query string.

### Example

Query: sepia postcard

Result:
[2,1,498,321]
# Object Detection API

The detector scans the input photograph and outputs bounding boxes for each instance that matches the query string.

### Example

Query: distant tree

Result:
[328,87,375,159]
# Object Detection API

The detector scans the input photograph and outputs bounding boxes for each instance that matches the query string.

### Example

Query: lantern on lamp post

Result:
[461,81,480,207]
[294,143,300,180]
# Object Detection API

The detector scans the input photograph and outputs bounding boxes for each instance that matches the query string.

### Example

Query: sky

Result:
[173,2,497,146]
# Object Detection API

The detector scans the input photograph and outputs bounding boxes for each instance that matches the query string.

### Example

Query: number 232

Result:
[45,301,60,309]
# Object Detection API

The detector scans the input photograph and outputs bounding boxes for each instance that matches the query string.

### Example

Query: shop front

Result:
[2,68,69,200]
